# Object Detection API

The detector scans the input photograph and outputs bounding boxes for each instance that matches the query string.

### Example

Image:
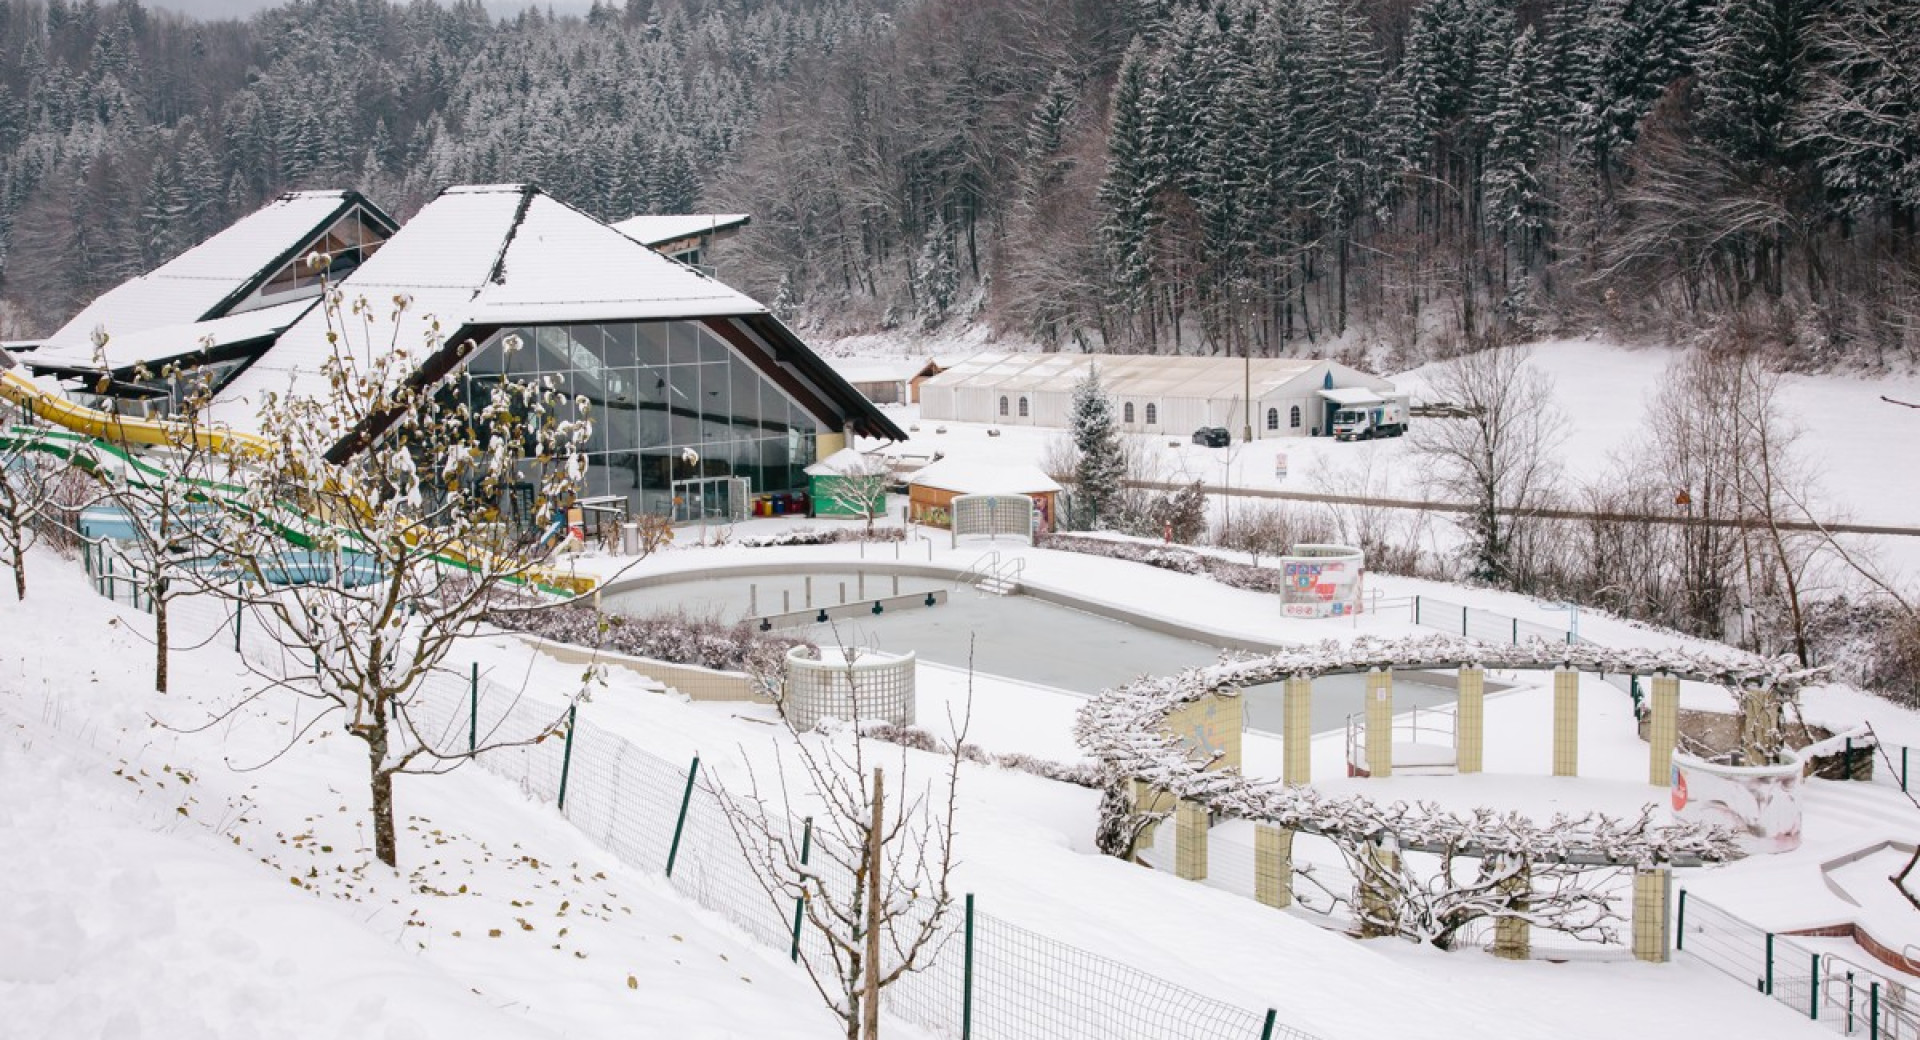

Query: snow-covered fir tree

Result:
[1070,365,1126,530]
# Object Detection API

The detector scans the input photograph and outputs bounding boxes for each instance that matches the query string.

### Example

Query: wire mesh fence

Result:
[1410,594,1640,701]
[1679,891,1920,1038]
[129,581,1314,1040]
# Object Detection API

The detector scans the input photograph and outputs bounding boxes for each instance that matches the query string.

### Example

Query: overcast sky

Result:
[146,0,597,22]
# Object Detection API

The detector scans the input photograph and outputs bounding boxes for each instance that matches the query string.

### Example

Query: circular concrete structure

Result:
[784,645,917,731]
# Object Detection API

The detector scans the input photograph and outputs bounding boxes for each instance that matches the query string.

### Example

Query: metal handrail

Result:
[1346,705,1458,771]
[1818,950,1920,1039]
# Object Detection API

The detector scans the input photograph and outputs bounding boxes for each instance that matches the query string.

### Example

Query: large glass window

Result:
[449,320,823,520]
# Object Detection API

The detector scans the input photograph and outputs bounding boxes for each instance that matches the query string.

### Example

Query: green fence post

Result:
[555,704,578,811]
[1676,890,1687,950]
[790,817,813,962]
[233,600,242,653]
[1810,952,1820,1018]
[1871,981,1881,1040]
[1414,595,1421,626]
[1510,617,1518,644]
[665,755,701,878]
[1461,607,1469,637]
[1764,932,1775,995]
[468,662,479,754]
[962,893,975,1040]
[1260,1009,1278,1040]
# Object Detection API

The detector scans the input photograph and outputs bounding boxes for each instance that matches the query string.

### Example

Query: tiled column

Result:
[1457,666,1486,774]
[1632,867,1672,963]
[1130,779,1172,859]
[1740,684,1777,765]
[1649,673,1680,786]
[1365,667,1394,779]
[1552,667,1579,777]
[1283,675,1313,785]
[1174,799,1209,881]
[1255,825,1295,909]
[1357,837,1400,938]
[1492,856,1531,960]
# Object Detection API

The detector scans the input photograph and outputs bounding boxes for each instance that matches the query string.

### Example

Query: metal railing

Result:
[1345,706,1457,775]
[1679,890,1920,1038]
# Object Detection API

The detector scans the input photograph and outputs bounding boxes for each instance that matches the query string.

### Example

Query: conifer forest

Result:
[0,0,1915,365]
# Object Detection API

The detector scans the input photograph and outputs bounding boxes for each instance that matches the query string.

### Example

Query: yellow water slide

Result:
[1,351,595,596]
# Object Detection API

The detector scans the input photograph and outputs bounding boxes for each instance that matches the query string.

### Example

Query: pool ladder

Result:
[958,550,1025,596]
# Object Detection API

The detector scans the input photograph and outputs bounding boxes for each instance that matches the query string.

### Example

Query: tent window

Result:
[1290,405,1302,428]
[1145,403,1157,424]
[1266,408,1279,430]
[1124,402,1135,423]
[999,396,1008,416]
[1018,397,1030,417]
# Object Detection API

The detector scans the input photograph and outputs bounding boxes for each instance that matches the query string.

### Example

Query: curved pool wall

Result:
[600,561,1458,731]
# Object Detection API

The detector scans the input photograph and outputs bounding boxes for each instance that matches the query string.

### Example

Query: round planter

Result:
[1671,748,1804,854]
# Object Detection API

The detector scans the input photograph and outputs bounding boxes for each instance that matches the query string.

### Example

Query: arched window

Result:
[1266,408,1279,431]
[1289,405,1302,428]
[1124,402,1135,423]
[1018,397,1030,417]
[1145,403,1158,425]
[999,396,1008,416]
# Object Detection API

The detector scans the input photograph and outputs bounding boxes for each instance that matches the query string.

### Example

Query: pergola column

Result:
[1456,666,1486,774]
[1130,779,1173,859]
[1174,799,1209,881]
[1254,824,1295,909]
[1552,667,1579,777]
[1283,675,1312,785]
[1365,667,1394,778]
[1632,867,1673,963]
[1648,673,1680,786]
[1492,856,1531,960]
[1357,836,1400,938]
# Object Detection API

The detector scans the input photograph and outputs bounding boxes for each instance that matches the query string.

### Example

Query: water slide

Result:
[0,352,595,596]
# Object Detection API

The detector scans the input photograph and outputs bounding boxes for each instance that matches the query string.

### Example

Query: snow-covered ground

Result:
[13,519,1917,1038]
[837,335,1920,581]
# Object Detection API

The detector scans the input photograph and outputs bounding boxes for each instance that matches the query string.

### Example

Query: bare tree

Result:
[172,288,602,868]
[0,385,70,601]
[69,353,246,693]
[1411,347,1564,587]
[720,647,967,1040]
[833,452,896,540]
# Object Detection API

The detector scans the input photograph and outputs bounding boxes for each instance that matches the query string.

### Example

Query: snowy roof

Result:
[922,351,1393,401]
[29,299,317,372]
[1318,387,1385,407]
[906,458,1062,495]
[825,357,939,385]
[803,447,887,476]
[213,186,767,428]
[610,214,751,248]
[45,191,369,343]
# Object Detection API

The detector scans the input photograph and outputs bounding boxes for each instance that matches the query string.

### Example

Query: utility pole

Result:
[1243,341,1253,444]
[862,767,884,1040]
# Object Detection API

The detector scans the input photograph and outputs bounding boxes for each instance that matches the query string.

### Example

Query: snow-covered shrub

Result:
[739,526,907,548]
[490,603,809,674]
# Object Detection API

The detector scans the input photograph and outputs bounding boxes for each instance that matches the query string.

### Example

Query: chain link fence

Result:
[144,584,1317,1040]
[1411,594,1641,702]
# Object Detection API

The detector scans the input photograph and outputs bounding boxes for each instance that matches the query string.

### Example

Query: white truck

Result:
[1332,395,1409,440]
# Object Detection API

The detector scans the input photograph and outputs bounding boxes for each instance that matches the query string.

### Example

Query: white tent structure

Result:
[917,352,1397,439]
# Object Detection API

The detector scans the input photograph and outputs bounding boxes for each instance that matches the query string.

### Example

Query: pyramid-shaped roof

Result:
[46,191,380,346]
[214,185,767,423]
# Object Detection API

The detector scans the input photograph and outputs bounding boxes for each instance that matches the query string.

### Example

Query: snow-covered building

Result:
[905,458,1062,532]
[918,351,1397,439]
[609,213,750,271]
[823,356,942,405]
[26,186,901,523]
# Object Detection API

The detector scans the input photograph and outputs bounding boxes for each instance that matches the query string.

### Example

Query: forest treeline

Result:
[0,0,1916,365]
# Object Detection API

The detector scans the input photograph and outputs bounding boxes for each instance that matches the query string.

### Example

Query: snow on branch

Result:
[1075,634,1759,867]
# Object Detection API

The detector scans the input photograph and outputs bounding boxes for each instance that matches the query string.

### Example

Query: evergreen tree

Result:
[1096,39,1162,346]
[913,214,958,329]
[1070,364,1126,530]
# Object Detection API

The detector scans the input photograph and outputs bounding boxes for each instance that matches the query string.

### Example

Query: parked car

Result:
[1191,426,1231,447]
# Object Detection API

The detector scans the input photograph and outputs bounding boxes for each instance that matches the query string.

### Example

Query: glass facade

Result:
[451,320,820,520]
